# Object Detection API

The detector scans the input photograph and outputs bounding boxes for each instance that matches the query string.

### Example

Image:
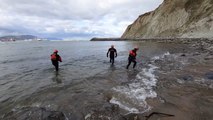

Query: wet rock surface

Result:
[2,107,66,120]
[84,102,122,120]
[148,40,213,120]
[205,72,213,80]
[180,75,194,81]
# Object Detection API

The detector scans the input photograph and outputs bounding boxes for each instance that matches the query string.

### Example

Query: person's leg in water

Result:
[110,57,115,65]
[126,59,132,69]
[133,60,137,68]
[55,62,59,71]
[52,61,59,71]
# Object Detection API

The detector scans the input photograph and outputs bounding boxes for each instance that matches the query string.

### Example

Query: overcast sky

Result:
[0,0,163,40]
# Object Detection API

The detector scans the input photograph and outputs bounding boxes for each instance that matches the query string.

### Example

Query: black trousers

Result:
[110,56,115,64]
[126,58,136,69]
[52,61,59,71]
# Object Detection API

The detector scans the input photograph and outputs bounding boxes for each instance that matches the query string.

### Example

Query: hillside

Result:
[0,35,38,42]
[121,0,213,39]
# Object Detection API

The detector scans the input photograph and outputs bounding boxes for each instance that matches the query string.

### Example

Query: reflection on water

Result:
[52,71,62,84]
[0,41,187,119]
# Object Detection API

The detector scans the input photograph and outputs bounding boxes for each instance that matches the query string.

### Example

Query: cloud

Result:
[0,0,163,40]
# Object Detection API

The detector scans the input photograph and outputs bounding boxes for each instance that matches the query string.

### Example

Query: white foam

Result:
[152,52,170,60]
[110,63,158,113]
[110,52,174,113]
[110,97,139,113]
[85,113,92,120]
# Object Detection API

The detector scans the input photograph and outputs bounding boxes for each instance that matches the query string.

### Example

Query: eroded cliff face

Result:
[121,0,213,38]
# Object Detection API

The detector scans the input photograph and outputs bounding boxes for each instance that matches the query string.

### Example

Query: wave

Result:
[152,52,170,60]
[110,53,170,113]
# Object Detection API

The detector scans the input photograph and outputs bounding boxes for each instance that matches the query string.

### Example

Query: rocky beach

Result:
[0,0,213,119]
[128,39,213,120]
[0,39,212,120]
[116,0,213,118]
[85,39,213,120]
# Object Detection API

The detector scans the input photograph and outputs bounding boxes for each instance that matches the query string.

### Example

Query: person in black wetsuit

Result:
[126,47,139,69]
[50,50,62,71]
[107,45,117,65]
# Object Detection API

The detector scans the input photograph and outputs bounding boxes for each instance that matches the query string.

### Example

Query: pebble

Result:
[205,72,213,80]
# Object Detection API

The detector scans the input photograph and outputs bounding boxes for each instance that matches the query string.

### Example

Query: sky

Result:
[0,0,163,40]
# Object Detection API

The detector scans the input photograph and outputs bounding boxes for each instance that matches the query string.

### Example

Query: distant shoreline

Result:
[90,37,213,42]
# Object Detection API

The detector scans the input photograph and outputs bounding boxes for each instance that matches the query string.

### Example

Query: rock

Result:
[208,51,213,55]
[204,56,213,60]
[2,107,66,120]
[193,52,201,56]
[188,58,198,64]
[154,59,163,65]
[205,72,213,80]
[102,103,119,113]
[181,75,194,81]
[46,111,65,120]
[181,54,186,57]
[122,113,146,120]
[85,103,121,120]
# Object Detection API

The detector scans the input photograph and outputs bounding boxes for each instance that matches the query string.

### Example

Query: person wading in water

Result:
[107,45,117,65]
[50,50,62,71]
[126,47,139,69]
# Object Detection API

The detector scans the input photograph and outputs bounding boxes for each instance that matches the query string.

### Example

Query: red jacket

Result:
[129,50,137,59]
[51,53,62,62]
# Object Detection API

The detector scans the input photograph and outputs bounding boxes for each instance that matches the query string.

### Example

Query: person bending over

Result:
[126,47,139,69]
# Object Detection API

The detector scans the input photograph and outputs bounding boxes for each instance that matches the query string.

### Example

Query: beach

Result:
[0,40,212,120]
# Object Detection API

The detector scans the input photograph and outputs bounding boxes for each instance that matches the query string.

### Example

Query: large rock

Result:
[205,72,213,80]
[121,0,213,39]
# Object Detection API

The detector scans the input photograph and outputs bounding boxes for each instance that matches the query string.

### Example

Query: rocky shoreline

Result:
[2,39,213,120]
[90,37,213,42]
[142,40,213,120]
[88,39,213,120]
[128,40,213,120]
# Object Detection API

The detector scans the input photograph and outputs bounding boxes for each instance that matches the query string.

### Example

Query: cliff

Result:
[121,0,213,39]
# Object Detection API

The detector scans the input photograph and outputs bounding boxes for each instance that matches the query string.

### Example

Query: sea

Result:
[0,40,183,119]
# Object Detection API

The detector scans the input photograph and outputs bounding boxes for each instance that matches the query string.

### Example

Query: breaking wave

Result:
[110,52,170,113]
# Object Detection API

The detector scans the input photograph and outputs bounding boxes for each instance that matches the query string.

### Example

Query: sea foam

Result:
[110,53,170,113]
[110,64,158,113]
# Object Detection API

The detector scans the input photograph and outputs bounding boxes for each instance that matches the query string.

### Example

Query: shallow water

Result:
[0,41,188,119]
